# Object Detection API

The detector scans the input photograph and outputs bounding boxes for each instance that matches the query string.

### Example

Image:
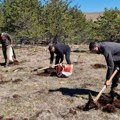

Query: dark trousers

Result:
[2,46,7,63]
[109,63,120,101]
[65,50,71,64]
[55,50,71,64]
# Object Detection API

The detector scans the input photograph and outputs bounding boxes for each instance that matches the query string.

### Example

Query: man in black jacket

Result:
[89,42,120,96]
[48,43,71,66]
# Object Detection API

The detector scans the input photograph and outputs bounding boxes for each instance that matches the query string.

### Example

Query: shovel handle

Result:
[94,85,106,102]
[94,67,119,102]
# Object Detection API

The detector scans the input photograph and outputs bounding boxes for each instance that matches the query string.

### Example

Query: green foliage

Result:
[0,0,89,44]
[0,0,44,43]
[0,0,120,44]
[42,0,88,44]
[90,8,120,41]
[66,6,87,44]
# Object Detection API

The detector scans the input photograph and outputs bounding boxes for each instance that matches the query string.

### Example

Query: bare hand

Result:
[104,80,111,87]
[59,63,63,66]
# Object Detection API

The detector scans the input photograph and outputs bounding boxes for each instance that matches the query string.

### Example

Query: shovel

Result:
[84,67,119,110]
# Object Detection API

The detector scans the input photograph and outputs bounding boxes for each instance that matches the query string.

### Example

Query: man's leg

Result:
[65,50,71,64]
[111,62,120,93]
[110,70,120,100]
[2,47,7,64]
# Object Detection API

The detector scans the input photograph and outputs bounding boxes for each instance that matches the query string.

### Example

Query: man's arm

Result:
[103,48,114,80]
[50,52,54,64]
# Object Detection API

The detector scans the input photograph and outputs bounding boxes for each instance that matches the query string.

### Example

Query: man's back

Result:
[54,43,70,54]
[49,43,71,64]
[100,42,120,56]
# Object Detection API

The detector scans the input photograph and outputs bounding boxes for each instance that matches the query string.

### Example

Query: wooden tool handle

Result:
[37,63,60,71]
[94,85,106,102]
[94,67,119,102]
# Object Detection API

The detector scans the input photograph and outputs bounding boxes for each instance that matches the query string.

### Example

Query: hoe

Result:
[83,67,119,110]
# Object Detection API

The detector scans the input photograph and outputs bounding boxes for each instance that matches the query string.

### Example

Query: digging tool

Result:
[84,67,119,110]
[31,63,61,72]
[94,67,119,103]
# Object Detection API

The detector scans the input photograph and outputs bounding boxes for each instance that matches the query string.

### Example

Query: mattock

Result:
[84,67,119,110]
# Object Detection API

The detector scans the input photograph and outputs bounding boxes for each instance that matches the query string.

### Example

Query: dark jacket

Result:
[99,42,120,79]
[50,43,70,64]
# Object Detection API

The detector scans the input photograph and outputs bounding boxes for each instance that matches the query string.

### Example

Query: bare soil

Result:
[0,45,120,120]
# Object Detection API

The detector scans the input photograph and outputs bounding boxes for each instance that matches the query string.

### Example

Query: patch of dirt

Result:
[12,78,22,83]
[70,94,120,114]
[91,63,106,69]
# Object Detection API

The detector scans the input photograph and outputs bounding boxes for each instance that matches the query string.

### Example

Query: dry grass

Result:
[0,45,119,120]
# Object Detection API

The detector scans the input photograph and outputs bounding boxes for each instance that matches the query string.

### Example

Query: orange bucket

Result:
[57,64,73,75]
[63,64,72,72]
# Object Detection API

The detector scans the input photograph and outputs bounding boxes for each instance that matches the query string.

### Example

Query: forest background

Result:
[0,0,120,45]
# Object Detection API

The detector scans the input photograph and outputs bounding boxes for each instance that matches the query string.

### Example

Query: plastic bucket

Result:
[57,64,73,77]
[7,46,14,62]
[63,64,72,72]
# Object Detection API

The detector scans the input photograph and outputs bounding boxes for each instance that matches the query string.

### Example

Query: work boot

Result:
[109,88,119,103]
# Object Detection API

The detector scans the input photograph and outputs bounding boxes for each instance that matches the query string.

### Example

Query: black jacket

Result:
[99,42,120,79]
[50,43,70,64]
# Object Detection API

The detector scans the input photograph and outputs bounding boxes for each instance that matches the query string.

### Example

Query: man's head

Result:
[48,45,55,52]
[89,42,100,54]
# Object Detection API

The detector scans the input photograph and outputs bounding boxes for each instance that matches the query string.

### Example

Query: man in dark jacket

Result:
[89,42,120,96]
[0,33,17,67]
[48,43,71,67]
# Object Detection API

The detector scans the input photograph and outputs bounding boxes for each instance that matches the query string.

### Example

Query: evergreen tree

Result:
[92,8,120,41]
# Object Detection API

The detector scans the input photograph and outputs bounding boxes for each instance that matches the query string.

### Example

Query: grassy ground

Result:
[0,45,119,120]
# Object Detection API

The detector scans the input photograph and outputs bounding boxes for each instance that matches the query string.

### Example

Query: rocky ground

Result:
[0,45,120,120]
